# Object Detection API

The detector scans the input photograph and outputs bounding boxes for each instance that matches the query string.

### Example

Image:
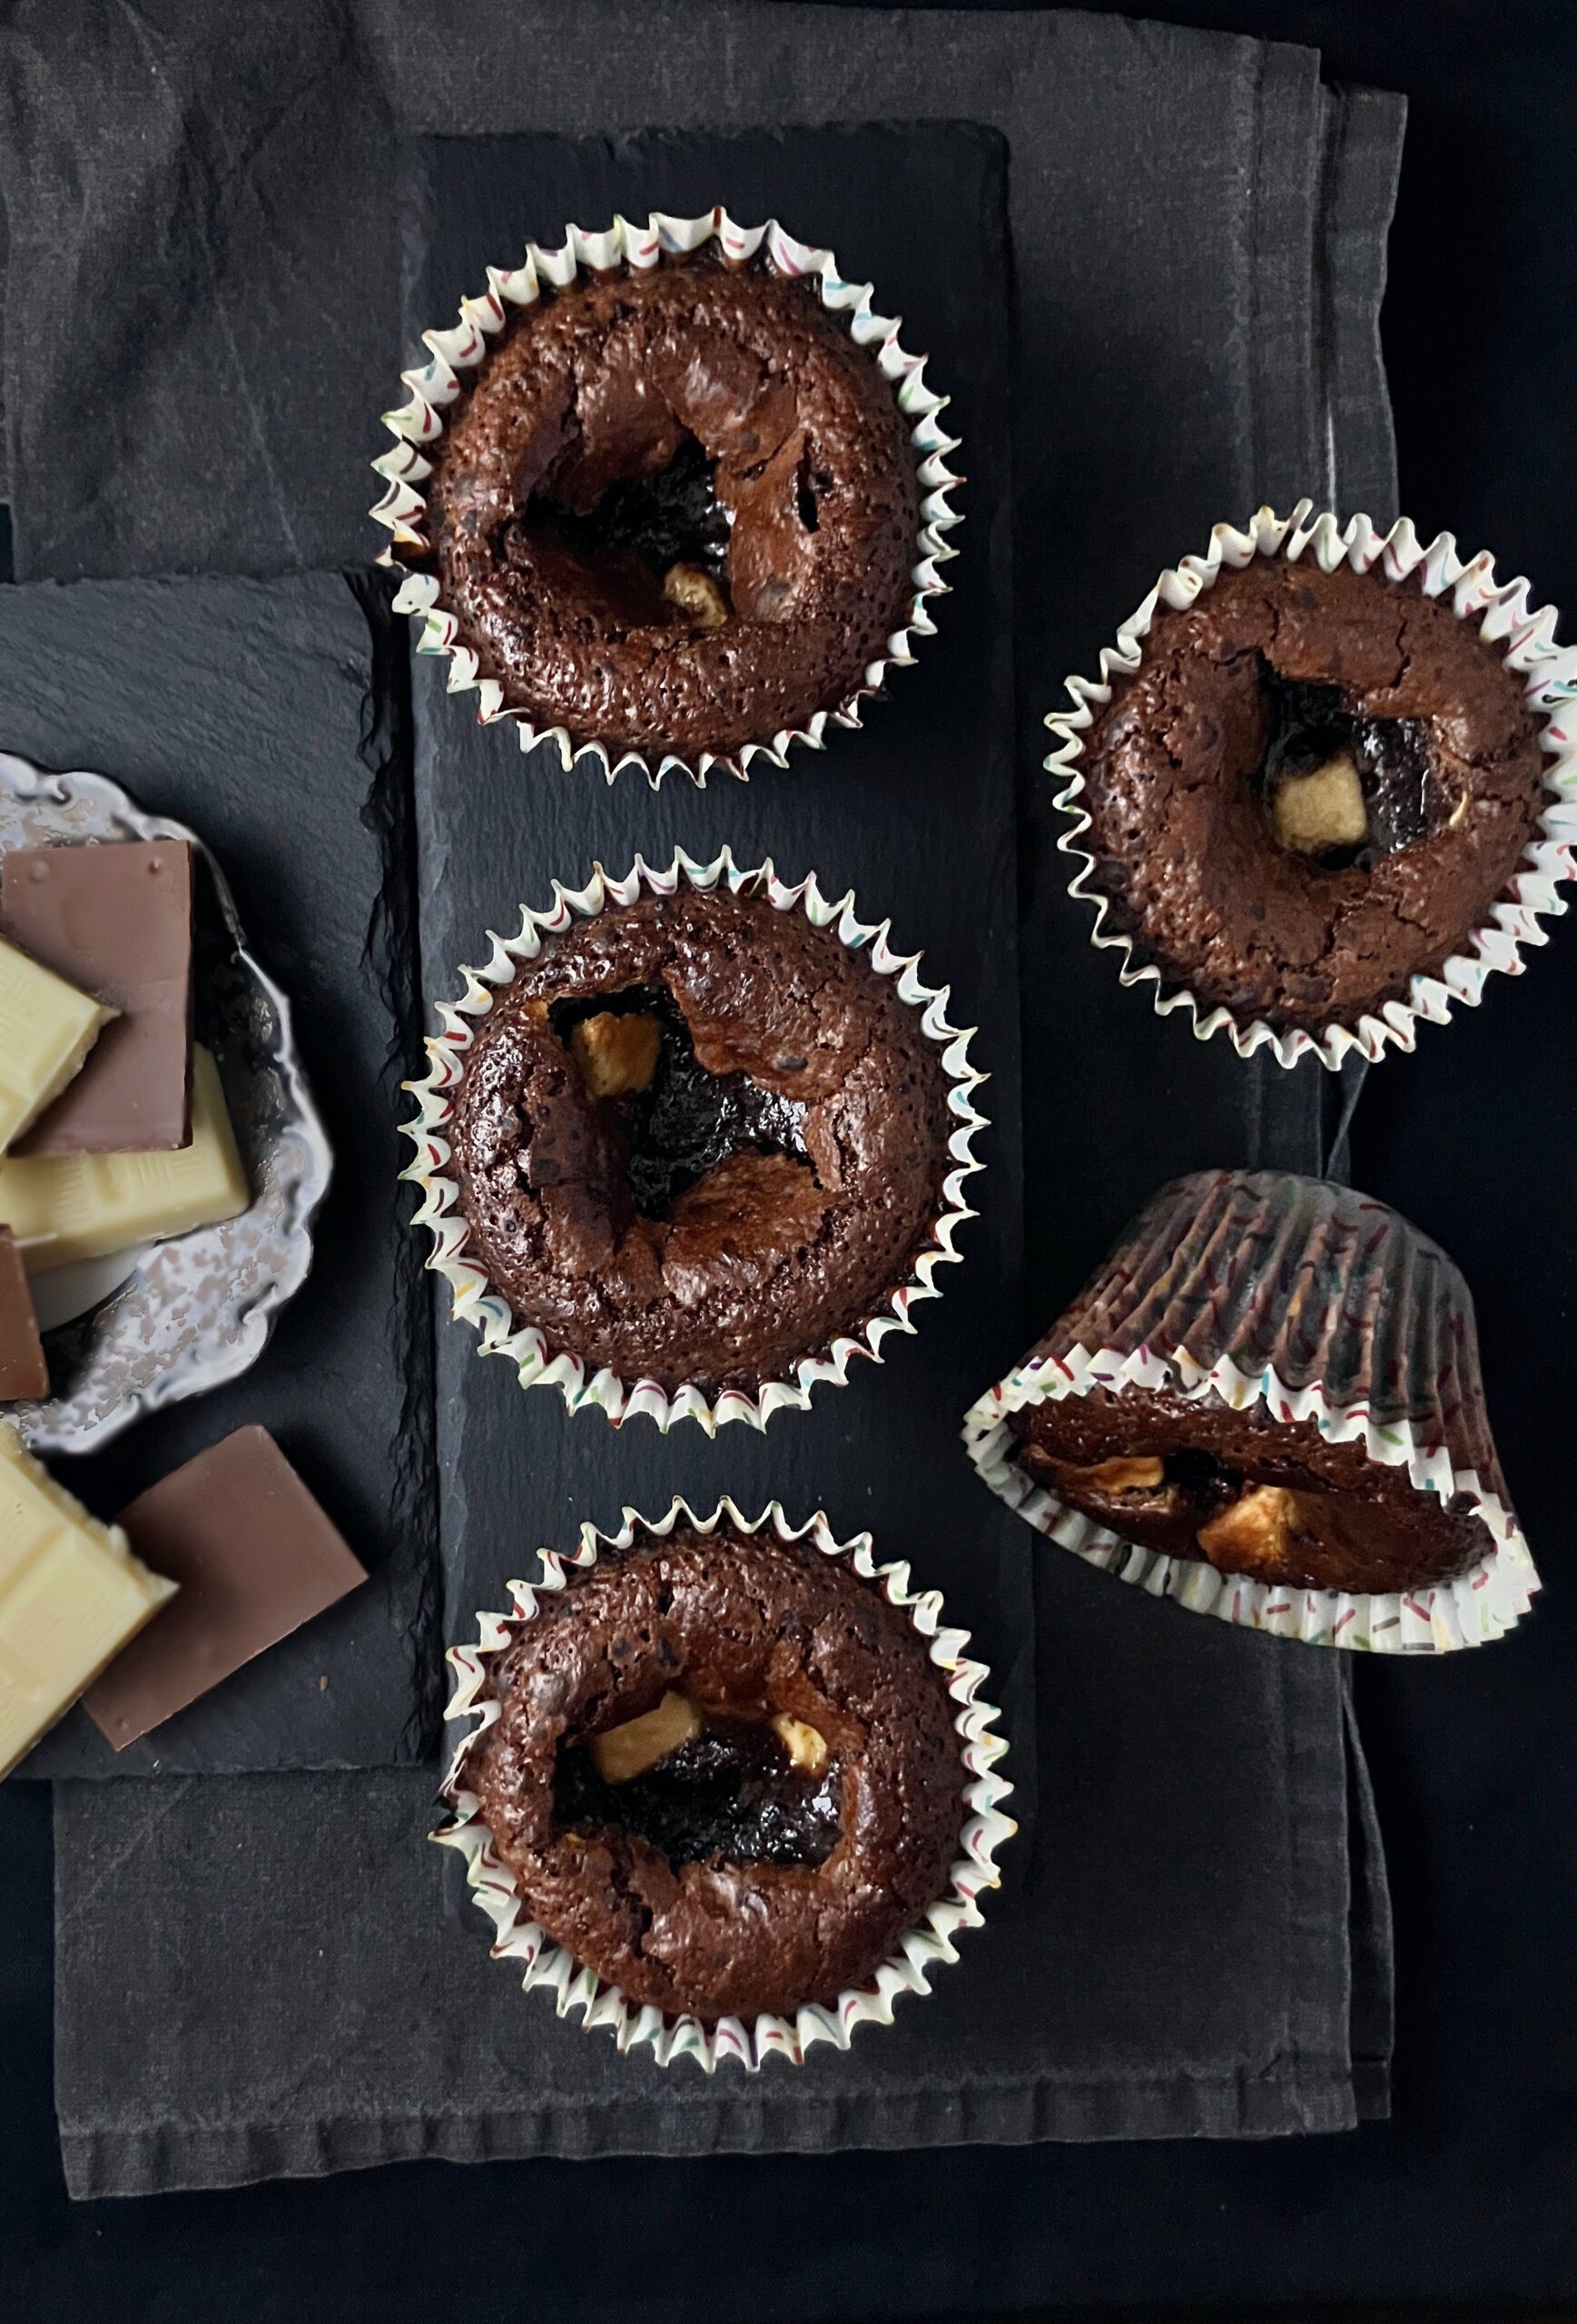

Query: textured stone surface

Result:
[408,123,1032,1778]
[0,570,438,1775]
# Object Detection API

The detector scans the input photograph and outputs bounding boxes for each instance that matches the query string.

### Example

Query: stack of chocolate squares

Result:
[0,842,366,1776]
[0,840,249,1393]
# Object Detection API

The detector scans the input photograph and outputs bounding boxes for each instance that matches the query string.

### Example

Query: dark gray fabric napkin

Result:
[0,571,438,1775]
[0,2,1402,588]
[25,3,1406,2192]
[54,1691,1380,2196]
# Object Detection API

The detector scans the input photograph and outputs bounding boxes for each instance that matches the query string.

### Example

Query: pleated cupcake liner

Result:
[962,1346,1537,1653]
[963,1168,1539,1654]
[1045,501,1577,1070]
[400,846,989,1434]
[433,1494,1015,2073]
[1030,1168,1511,1468]
[371,205,962,787]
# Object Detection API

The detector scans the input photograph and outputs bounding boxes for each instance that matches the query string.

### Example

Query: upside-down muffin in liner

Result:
[962,1170,1536,1653]
[402,850,987,1433]
[1046,504,1577,1068]
[371,206,961,786]
[433,1497,1014,2071]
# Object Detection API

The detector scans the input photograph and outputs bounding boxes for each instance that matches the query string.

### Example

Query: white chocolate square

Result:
[0,936,116,1156]
[1271,753,1369,854]
[589,1690,703,1784]
[0,1044,249,1271]
[0,1425,176,1776]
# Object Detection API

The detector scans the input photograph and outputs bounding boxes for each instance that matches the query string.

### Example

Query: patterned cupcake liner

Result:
[401,846,989,1434]
[433,1494,1015,2072]
[370,205,962,788]
[962,1347,1539,1655]
[1045,502,1577,1069]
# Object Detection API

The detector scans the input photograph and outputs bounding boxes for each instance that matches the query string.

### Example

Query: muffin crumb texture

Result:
[425,250,922,757]
[466,1524,966,2024]
[995,1168,1511,1600]
[450,884,951,1395]
[1075,556,1545,1030]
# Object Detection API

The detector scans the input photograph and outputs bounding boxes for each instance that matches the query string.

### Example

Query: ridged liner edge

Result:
[400,846,989,1433]
[1044,501,1577,1069]
[433,1493,1016,2071]
[962,1345,1539,1655]
[371,206,962,788]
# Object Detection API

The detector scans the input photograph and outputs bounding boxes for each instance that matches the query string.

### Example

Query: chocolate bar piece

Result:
[2,841,193,1153]
[82,1426,369,1749]
[0,1044,247,1270]
[0,934,114,1154]
[0,1424,176,1777]
[0,1228,47,1400]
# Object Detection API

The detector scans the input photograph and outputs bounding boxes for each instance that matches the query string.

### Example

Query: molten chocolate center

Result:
[1014,1430,1440,1583]
[549,985,813,1219]
[525,432,733,625]
[1259,666,1441,866]
[555,1713,843,1869]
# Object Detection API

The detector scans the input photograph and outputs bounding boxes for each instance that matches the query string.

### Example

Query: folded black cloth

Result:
[0,0,1405,2193]
[0,1,1402,584]
[54,1718,1389,2195]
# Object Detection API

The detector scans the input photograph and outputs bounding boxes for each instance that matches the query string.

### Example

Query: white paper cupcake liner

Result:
[370,205,962,787]
[1046,501,1577,1069]
[432,1495,1015,2072]
[401,847,989,1434]
[962,1346,1539,1655]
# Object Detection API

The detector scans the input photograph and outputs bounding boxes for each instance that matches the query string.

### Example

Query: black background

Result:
[3,2,1575,2317]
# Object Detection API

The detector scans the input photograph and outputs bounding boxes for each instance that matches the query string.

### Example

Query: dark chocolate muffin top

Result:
[1009,1384,1489,1596]
[448,881,954,1397]
[1069,555,1546,1031]
[463,1521,967,2024]
[421,247,922,759]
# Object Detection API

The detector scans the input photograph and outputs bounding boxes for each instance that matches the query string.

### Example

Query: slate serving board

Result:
[3,570,440,1776]
[405,124,1039,1823]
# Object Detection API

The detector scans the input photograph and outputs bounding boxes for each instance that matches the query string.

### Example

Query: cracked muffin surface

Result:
[422,245,921,758]
[465,1522,966,2024]
[1073,555,1546,1030]
[448,882,951,1394]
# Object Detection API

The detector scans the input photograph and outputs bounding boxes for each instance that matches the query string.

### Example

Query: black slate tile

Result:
[404,125,1038,1826]
[1,570,439,1775]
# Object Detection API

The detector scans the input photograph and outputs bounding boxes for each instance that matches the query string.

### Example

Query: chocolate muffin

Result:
[965,1170,1524,1610]
[461,1520,968,2024]
[448,880,955,1397]
[1066,551,1547,1033]
[419,241,923,761]
[1007,1387,1485,1595]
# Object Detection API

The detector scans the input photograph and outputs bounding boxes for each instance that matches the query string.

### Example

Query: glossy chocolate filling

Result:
[1260,666,1440,866]
[548,986,813,1219]
[526,431,733,606]
[555,1715,843,1869]
[1017,1438,1253,1534]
